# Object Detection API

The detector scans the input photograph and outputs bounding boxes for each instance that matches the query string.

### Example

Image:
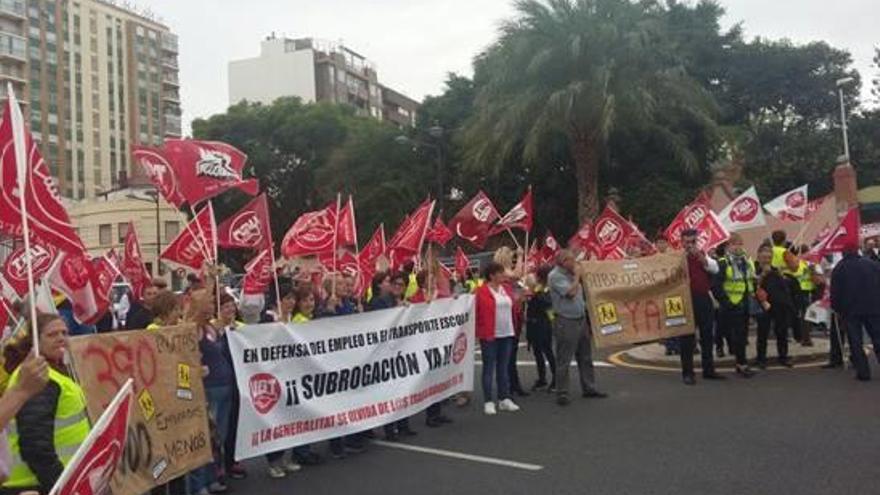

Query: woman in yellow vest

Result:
[145,290,182,331]
[1,313,90,494]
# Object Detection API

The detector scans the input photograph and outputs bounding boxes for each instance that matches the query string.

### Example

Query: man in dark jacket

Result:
[125,280,162,330]
[831,249,880,380]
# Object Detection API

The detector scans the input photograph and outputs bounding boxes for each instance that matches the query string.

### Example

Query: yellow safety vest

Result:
[722,257,756,305]
[4,367,90,489]
[404,273,419,300]
[771,246,795,275]
[465,278,484,293]
[794,261,815,292]
[292,313,311,323]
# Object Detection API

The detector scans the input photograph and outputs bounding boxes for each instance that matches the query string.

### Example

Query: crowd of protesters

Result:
[0,228,877,494]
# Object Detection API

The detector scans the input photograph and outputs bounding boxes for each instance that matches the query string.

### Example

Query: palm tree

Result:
[464,0,719,220]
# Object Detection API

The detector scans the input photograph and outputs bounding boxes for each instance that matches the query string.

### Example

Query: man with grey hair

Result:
[548,249,607,406]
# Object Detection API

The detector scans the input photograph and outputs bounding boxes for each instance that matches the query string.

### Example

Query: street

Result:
[230,348,880,495]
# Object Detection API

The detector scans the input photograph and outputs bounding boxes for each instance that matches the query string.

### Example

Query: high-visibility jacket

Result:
[3,366,90,489]
[292,313,311,323]
[771,245,795,275]
[722,256,756,306]
[793,261,815,292]
[465,278,484,293]
[404,273,419,300]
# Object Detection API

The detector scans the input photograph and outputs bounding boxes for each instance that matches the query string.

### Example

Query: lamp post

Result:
[836,76,855,163]
[396,125,446,209]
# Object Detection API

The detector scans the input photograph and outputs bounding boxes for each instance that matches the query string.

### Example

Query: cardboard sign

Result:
[68,325,212,495]
[581,251,695,348]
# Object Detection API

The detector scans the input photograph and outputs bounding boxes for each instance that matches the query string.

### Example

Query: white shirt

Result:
[491,285,515,339]
[705,257,720,275]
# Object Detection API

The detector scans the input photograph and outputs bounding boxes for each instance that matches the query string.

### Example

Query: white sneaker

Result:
[498,398,520,412]
[284,460,302,473]
[266,465,287,479]
[483,402,497,415]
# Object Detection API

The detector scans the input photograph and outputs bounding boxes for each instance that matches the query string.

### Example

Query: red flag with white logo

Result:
[242,249,274,296]
[568,220,595,255]
[540,231,560,264]
[217,194,272,251]
[591,206,637,259]
[1,239,58,298]
[318,251,367,296]
[132,145,187,208]
[48,250,103,325]
[426,215,454,247]
[49,379,133,495]
[280,204,337,258]
[122,223,152,301]
[455,247,470,280]
[718,186,766,232]
[664,199,730,251]
[388,199,435,254]
[90,254,119,320]
[525,241,541,272]
[162,139,259,206]
[491,188,533,235]
[0,99,86,254]
[336,196,358,249]
[764,185,808,221]
[359,224,386,269]
[160,204,216,271]
[448,191,500,248]
[804,208,861,262]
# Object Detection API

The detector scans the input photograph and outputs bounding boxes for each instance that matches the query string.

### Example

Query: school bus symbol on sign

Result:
[596,302,623,336]
[138,389,156,421]
[664,296,687,327]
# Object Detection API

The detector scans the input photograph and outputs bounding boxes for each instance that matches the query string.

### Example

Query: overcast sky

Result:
[139,0,878,132]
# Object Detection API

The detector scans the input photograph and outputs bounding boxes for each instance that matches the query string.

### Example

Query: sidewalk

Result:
[611,336,832,371]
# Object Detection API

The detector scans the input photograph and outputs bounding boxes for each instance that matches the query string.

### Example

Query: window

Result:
[99,224,112,245]
[164,221,179,243]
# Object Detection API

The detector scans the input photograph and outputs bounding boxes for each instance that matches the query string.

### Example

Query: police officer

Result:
[713,233,756,378]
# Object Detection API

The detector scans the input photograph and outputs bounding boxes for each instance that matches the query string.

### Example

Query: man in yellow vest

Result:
[791,244,823,347]
[768,230,800,344]
[713,233,757,378]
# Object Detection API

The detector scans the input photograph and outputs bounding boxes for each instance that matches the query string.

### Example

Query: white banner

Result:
[228,296,475,460]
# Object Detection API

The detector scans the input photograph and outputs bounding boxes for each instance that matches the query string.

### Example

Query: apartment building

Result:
[229,35,419,127]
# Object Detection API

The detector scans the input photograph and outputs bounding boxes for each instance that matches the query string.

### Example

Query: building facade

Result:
[229,35,419,127]
[0,0,181,201]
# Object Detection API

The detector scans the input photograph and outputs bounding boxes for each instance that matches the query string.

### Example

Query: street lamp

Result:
[396,125,446,210]
[836,76,855,163]
[126,188,162,276]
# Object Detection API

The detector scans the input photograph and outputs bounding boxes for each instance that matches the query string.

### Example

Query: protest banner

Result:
[228,295,475,460]
[581,251,695,348]
[67,325,212,495]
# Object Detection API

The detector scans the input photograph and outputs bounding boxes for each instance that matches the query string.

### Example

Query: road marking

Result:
[606,350,826,372]
[476,360,614,368]
[372,440,544,471]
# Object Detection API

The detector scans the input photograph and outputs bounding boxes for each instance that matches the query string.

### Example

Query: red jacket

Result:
[475,282,522,341]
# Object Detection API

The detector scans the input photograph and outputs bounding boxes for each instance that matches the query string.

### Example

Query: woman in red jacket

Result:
[475,262,522,415]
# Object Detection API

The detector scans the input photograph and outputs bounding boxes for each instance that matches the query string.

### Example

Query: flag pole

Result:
[209,200,221,315]
[331,192,342,298]
[8,84,39,355]
[264,196,282,313]
[348,195,362,299]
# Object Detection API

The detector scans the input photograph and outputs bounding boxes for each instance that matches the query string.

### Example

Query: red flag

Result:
[122,223,152,301]
[389,200,435,254]
[217,194,272,250]
[568,220,595,254]
[162,139,259,206]
[448,191,500,248]
[455,247,470,280]
[48,251,103,324]
[336,196,358,249]
[526,241,541,272]
[804,208,861,261]
[591,206,637,259]
[49,379,133,495]
[359,224,386,267]
[160,204,216,271]
[0,100,85,254]
[132,145,187,208]
[1,239,58,298]
[319,251,367,296]
[426,216,454,247]
[539,231,560,264]
[242,249,274,295]
[492,188,533,234]
[664,200,730,251]
[90,254,119,320]
[280,204,337,258]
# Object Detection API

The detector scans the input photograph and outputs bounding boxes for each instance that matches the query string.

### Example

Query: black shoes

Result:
[703,372,726,380]
[557,395,570,406]
[683,375,696,386]
[735,365,755,378]
[582,390,608,399]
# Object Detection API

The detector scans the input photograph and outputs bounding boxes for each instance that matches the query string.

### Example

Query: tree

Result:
[462,0,720,221]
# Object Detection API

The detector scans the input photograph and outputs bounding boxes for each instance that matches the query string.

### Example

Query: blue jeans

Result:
[480,337,515,403]
[189,385,233,491]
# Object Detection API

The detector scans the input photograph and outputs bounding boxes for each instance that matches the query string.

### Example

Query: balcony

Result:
[160,32,178,53]
[0,64,26,83]
[161,56,178,69]
[161,71,179,87]
[162,91,180,103]
[0,0,25,20]
[0,33,25,61]
[164,114,181,135]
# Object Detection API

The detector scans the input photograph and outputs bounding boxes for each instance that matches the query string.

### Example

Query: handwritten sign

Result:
[581,251,696,348]
[68,325,212,495]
